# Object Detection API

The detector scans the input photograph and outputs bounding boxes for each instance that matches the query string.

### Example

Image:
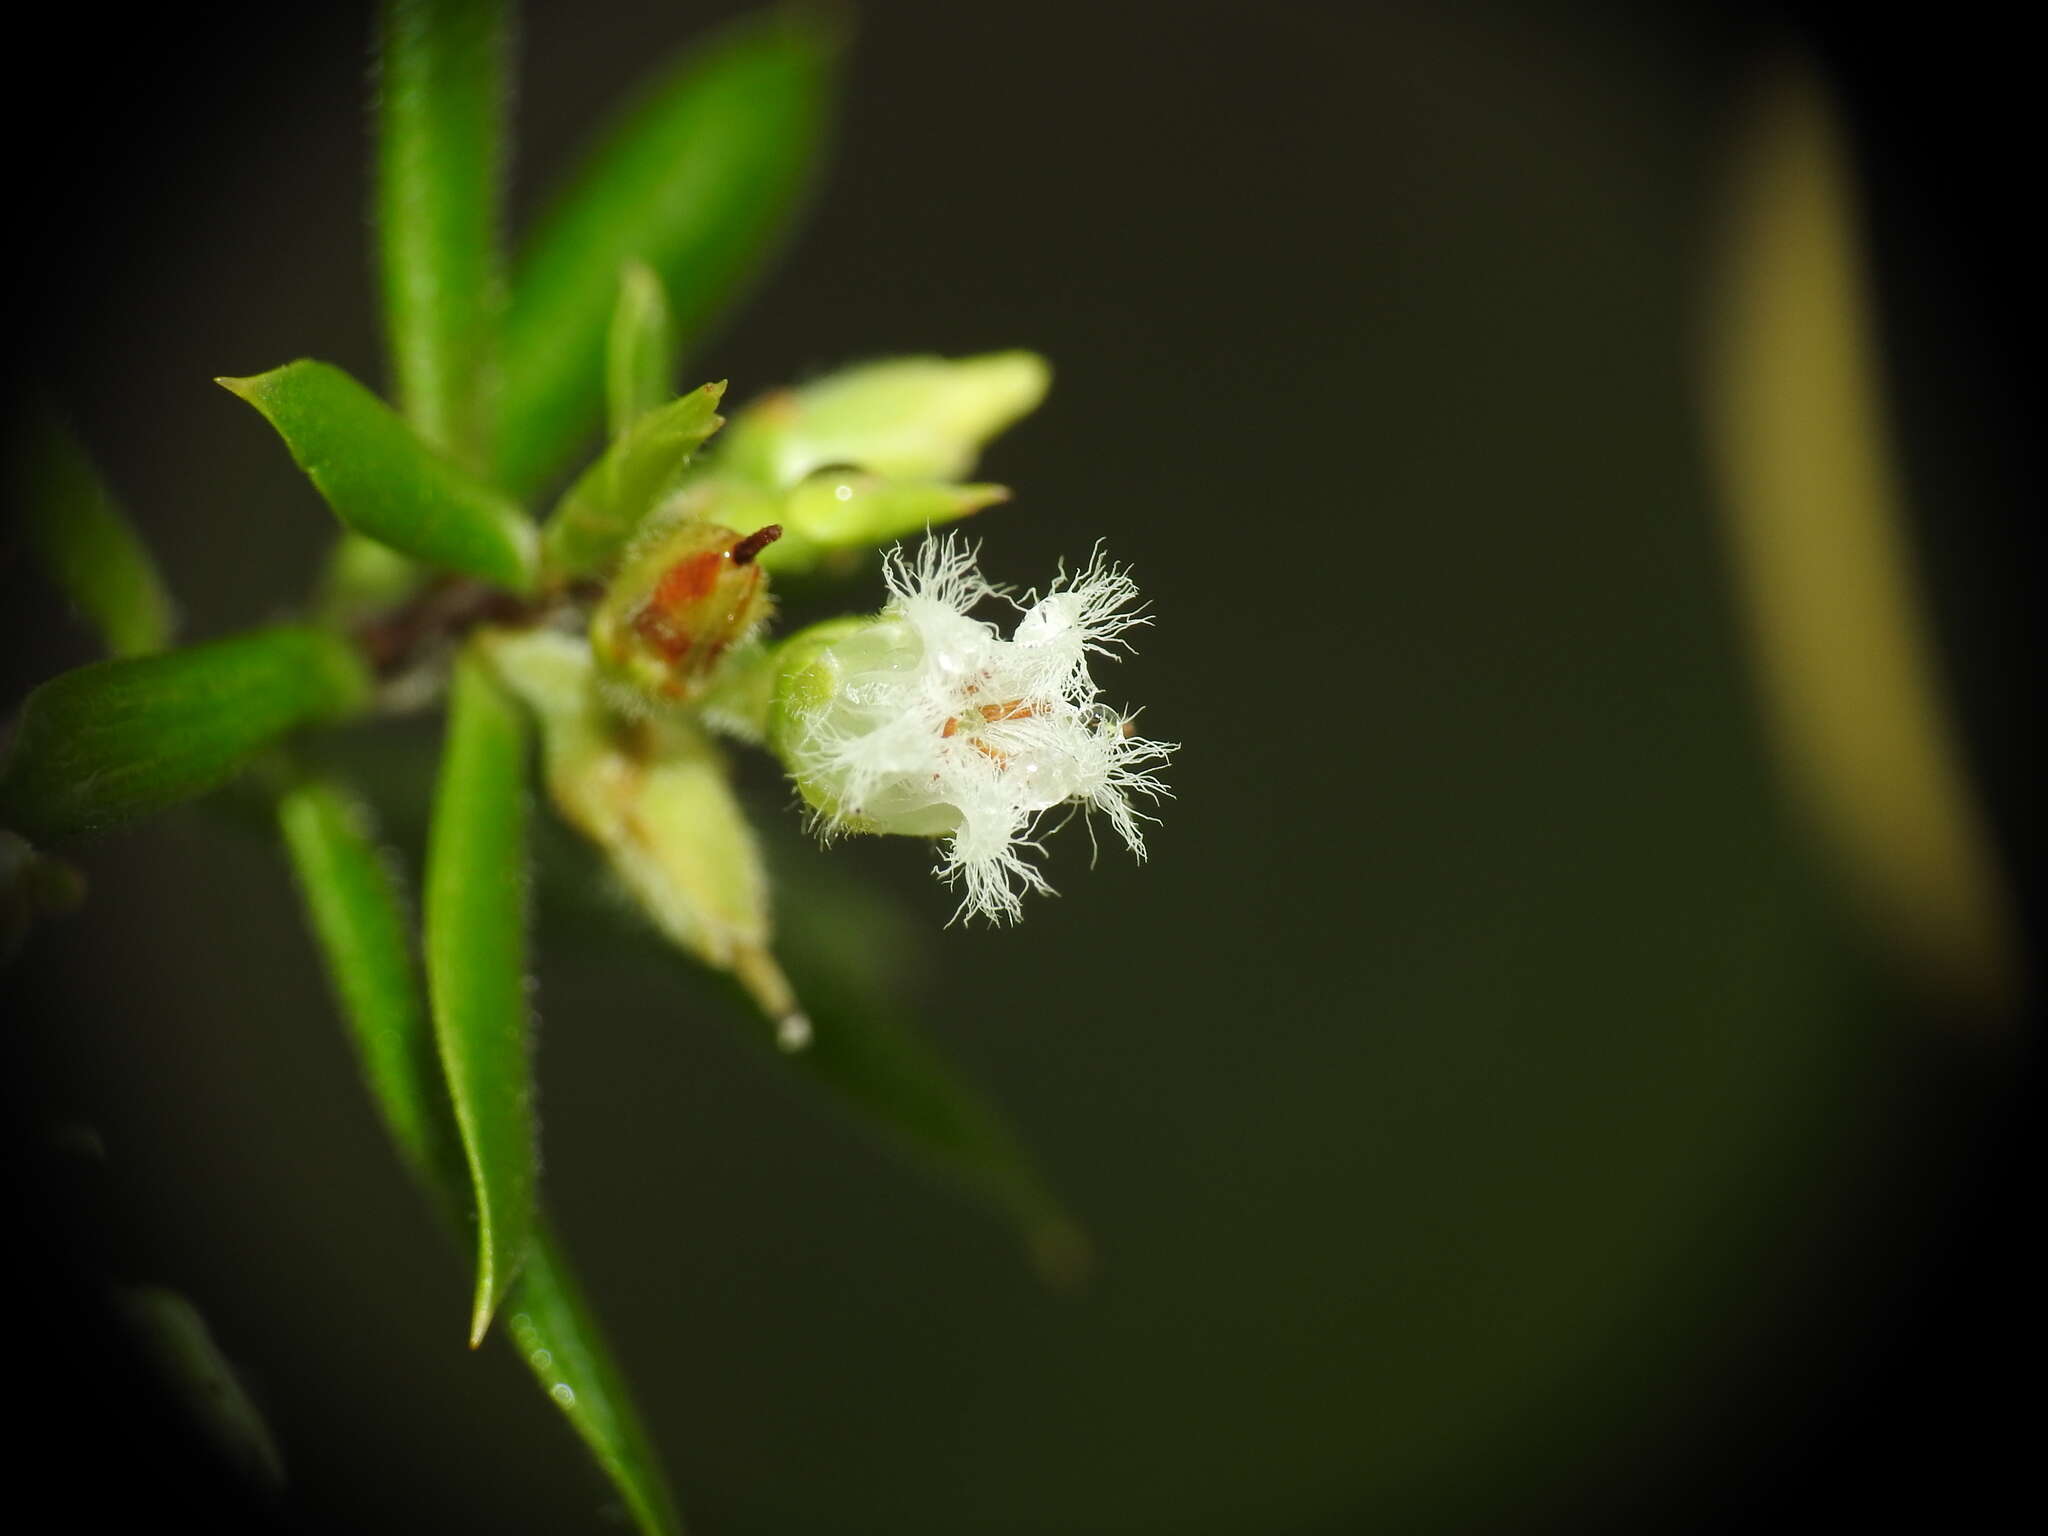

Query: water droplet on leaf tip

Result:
[776,1013,814,1052]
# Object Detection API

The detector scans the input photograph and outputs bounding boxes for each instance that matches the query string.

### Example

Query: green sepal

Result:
[761,615,892,828]
[587,517,775,708]
[543,380,726,580]
[219,360,538,593]
[315,534,431,628]
[0,627,369,844]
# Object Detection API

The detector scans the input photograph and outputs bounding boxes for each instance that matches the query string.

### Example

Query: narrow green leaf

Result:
[507,1229,686,1536]
[219,361,538,593]
[498,10,839,495]
[376,0,512,470]
[0,627,369,844]
[279,776,686,1534]
[279,779,466,1207]
[541,381,726,579]
[10,413,175,656]
[607,260,675,439]
[425,647,537,1343]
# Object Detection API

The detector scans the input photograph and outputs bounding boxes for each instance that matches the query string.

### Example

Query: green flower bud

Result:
[589,514,782,707]
[483,628,808,1046]
[754,472,1010,575]
[717,351,1050,488]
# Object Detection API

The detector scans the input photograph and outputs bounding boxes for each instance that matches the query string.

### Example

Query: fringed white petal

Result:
[785,534,1174,922]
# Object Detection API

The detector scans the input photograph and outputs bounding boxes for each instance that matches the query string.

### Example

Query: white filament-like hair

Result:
[786,534,1173,923]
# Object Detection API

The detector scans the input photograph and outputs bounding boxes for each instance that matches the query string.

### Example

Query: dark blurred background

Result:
[3,3,2036,1532]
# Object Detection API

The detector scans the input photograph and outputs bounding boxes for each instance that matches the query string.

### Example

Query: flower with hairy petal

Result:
[769,535,1172,923]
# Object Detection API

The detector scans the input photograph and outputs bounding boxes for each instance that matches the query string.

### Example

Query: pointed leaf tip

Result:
[222,359,539,593]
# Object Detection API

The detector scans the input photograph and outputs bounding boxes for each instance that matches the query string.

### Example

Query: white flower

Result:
[774,534,1173,923]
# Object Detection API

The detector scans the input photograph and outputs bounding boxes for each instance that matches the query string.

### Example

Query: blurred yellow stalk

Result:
[1705,58,2024,1019]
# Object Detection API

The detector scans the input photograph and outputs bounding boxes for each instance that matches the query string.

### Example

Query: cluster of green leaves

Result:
[2,4,1076,1529]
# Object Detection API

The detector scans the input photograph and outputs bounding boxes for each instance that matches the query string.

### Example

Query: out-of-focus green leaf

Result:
[2,828,86,963]
[607,260,675,439]
[498,10,839,496]
[783,993,1090,1288]
[424,647,536,1343]
[376,0,512,470]
[1705,60,2022,1015]
[219,361,538,593]
[279,774,685,1534]
[114,1285,287,1494]
[761,835,1090,1287]
[507,1229,686,1536]
[717,352,1050,489]
[0,628,369,845]
[542,381,725,579]
[316,533,431,628]
[10,413,175,656]
[279,779,466,1206]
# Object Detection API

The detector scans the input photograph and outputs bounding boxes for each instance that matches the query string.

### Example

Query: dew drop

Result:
[776,1013,814,1052]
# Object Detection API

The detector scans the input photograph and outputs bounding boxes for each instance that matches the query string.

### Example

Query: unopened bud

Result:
[482,629,809,1044]
[590,518,781,706]
[719,352,1050,488]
